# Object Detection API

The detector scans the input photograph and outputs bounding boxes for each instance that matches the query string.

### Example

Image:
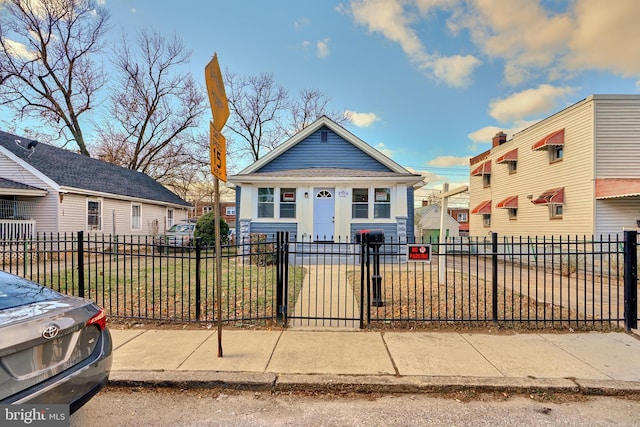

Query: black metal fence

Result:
[1,231,637,331]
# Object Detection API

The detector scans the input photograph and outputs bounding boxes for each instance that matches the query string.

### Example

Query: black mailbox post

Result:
[355,229,385,307]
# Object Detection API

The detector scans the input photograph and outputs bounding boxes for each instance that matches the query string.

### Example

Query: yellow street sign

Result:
[205,53,230,131]
[209,121,227,182]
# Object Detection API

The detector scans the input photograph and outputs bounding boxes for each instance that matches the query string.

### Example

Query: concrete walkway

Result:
[108,328,640,395]
[289,265,360,329]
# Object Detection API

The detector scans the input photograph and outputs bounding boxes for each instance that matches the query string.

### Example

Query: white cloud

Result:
[467,126,504,144]
[489,84,575,123]
[350,0,425,59]
[431,54,481,88]
[348,0,479,87]
[346,110,379,127]
[294,17,310,32]
[566,0,640,77]
[5,39,36,60]
[467,120,537,148]
[374,142,395,158]
[427,155,469,167]
[130,8,137,13]
[316,38,330,58]
[448,0,640,85]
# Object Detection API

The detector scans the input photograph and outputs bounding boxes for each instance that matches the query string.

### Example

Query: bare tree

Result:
[224,71,288,163]
[286,88,350,137]
[93,28,207,181]
[224,70,351,166]
[0,0,109,156]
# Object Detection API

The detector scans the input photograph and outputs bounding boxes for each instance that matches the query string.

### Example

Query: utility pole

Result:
[439,184,468,284]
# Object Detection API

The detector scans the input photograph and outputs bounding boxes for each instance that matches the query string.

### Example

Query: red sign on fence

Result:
[408,244,431,262]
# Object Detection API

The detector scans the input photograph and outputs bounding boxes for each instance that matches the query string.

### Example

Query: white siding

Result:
[596,198,640,235]
[59,194,87,233]
[595,96,640,177]
[470,98,595,237]
[1,153,59,232]
[60,193,189,235]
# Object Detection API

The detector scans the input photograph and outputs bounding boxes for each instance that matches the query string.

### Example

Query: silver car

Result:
[0,270,112,413]
[154,222,195,252]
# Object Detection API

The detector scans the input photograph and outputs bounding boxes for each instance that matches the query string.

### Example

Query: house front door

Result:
[313,188,335,241]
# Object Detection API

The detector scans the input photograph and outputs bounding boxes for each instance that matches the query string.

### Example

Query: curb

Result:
[108,371,640,396]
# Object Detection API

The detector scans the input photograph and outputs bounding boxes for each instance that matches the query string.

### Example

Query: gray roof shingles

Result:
[0,130,190,206]
[238,167,422,179]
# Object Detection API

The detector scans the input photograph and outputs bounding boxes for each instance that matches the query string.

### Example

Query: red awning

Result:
[471,200,492,214]
[471,160,491,176]
[532,188,564,205]
[532,128,564,151]
[496,148,518,164]
[496,195,518,209]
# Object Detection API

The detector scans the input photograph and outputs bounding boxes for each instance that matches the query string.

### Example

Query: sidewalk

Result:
[108,328,640,395]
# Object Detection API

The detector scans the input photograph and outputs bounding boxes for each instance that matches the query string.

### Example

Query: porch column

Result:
[396,216,408,262]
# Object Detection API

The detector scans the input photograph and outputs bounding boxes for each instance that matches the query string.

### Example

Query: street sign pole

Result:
[214,176,222,357]
[205,53,230,358]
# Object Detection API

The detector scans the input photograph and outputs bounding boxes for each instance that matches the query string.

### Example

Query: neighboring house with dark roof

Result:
[227,116,425,243]
[0,130,191,238]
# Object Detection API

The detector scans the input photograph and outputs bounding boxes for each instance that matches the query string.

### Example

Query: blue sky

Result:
[3,0,640,202]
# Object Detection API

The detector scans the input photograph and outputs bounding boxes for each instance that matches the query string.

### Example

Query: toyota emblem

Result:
[42,324,60,340]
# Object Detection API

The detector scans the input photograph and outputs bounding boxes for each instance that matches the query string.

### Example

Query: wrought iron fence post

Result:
[623,230,638,331]
[359,236,366,328]
[283,232,289,325]
[77,231,85,298]
[492,232,498,325]
[276,231,288,325]
[195,237,202,322]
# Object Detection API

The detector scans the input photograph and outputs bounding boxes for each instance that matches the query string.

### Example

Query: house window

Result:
[203,206,213,214]
[508,161,517,173]
[167,208,174,228]
[508,208,517,220]
[549,204,563,219]
[456,212,468,222]
[483,214,491,227]
[550,146,563,162]
[483,174,491,188]
[87,199,102,231]
[280,188,296,218]
[320,130,328,142]
[131,203,141,230]
[258,188,274,218]
[225,206,236,216]
[352,188,369,219]
[374,188,390,219]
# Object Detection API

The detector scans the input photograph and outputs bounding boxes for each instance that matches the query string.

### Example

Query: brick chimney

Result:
[492,131,507,147]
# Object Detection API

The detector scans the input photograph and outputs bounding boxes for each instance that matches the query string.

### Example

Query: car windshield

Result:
[167,224,193,233]
[0,273,62,310]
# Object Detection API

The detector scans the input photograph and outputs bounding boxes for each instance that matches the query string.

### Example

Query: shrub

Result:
[250,233,276,265]
[195,213,230,246]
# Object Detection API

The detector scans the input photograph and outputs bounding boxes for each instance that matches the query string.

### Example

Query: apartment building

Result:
[469,95,640,237]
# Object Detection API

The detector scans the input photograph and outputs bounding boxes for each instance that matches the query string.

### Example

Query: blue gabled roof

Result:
[234,116,416,177]
[0,130,190,207]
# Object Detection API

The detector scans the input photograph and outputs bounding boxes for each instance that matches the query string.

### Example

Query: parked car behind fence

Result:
[153,222,195,252]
